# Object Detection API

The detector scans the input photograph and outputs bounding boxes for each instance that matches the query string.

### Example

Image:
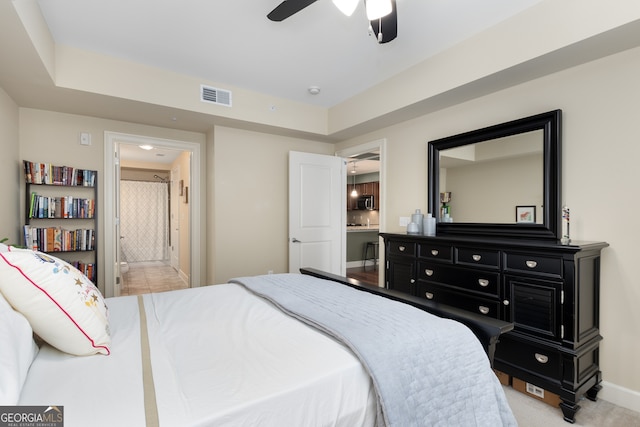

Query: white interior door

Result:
[170,166,180,271]
[289,151,345,275]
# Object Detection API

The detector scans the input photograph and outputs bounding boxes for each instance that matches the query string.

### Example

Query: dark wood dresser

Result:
[380,232,608,423]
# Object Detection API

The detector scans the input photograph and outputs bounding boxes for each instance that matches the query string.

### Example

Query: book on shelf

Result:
[23,160,96,187]
[28,193,95,219]
[23,225,95,252]
[70,261,96,283]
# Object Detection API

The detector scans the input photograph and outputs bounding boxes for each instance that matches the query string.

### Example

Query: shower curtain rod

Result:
[121,178,170,184]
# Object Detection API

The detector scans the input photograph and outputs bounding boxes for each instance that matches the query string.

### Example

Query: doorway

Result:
[336,139,386,287]
[117,167,184,295]
[103,132,202,298]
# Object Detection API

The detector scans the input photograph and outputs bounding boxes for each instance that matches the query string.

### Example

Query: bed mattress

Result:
[19,283,377,426]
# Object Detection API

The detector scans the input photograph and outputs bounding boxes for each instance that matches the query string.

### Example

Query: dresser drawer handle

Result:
[425,292,434,300]
[424,269,434,276]
[535,353,549,364]
[478,306,490,315]
[399,246,406,252]
[478,279,489,287]
[431,249,439,256]
[526,260,538,268]
[472,254,482,261]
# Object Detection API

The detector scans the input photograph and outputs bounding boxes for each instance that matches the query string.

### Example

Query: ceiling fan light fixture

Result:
[365,0,392,20]
[332,0,358,16]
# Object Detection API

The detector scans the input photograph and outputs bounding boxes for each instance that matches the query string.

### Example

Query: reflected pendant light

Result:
[365,0,392,20]
[350,162,358,197]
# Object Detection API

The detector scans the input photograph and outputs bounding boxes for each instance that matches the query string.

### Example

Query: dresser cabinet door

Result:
[504,275,564,341]
[387,257,415,295]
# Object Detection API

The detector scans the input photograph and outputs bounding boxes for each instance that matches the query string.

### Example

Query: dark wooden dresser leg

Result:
[559,401,580,423]
[586,384,602,402]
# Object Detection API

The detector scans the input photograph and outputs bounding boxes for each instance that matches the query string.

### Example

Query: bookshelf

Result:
[23,161,97,284]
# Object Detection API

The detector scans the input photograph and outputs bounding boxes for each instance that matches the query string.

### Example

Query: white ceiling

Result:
[33,0,542,166]
[36,0,543,109]
[118,143,185,165]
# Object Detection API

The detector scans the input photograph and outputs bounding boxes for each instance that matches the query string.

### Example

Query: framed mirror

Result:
[427,110,561,240]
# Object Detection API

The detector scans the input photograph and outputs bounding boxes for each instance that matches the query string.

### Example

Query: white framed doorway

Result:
[103,132,202,298]
[336,138,386,287]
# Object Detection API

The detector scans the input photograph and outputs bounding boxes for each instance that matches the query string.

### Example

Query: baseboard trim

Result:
[600,381,640,412]
[178,269,190,286]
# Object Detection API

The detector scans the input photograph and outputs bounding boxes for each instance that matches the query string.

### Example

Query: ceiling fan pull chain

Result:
[378,18,383,42]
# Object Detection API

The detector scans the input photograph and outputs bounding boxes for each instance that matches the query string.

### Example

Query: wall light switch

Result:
[79,132,92,146]
[399,216,410,226]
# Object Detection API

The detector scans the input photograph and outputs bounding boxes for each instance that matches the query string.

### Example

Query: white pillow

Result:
[0,290,39,405]
[0,246,110,356]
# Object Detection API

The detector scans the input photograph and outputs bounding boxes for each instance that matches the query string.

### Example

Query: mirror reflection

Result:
[439,130,543,224]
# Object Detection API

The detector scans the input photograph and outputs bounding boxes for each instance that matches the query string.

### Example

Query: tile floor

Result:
[120,260,189,296]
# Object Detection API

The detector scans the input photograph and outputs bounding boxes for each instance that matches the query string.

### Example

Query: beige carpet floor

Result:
[504,385,640,426]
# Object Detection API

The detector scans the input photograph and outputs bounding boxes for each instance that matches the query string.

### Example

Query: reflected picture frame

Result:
[516,205,536,223]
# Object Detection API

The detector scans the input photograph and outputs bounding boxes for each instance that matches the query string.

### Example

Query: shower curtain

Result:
[120,180,169,262]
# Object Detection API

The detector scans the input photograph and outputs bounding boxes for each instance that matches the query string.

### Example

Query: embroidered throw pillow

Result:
[0,245,110,356]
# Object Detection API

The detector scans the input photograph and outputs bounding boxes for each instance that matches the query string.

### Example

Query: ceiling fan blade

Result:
[370,0,397,43]
[268,0,320,21]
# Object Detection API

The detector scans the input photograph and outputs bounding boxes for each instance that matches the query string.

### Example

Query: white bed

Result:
[16,283,377,427]
[1,244,515,427]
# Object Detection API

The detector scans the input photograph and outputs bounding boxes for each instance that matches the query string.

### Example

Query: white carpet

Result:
[503,385,640,426]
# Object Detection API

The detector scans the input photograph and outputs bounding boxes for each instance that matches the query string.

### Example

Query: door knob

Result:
[292,238,301,243]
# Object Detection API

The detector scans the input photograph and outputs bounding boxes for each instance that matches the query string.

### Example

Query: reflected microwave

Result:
[356,195,374,210]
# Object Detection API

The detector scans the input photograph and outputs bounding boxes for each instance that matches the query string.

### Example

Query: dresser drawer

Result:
[388,240,416,257]
[416,282,500,318]
[418,262,500,298]
[418,243,453,262]
[495,336,562,381]
[457,247,500,269]
[504,252,563,278]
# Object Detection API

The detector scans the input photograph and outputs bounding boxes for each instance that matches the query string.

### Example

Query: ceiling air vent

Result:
[200,85,232,107]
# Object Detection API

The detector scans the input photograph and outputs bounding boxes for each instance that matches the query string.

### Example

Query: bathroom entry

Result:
[103,132,202,298]
[116,142,191,295]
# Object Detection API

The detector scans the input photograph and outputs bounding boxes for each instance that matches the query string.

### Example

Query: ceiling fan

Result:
[267,0,398,44]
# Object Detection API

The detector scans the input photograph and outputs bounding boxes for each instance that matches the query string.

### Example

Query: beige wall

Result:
[336,46,640,402]
[0,87,20,243]
[445,153,543,223]
[120,167,170,181]
[17,108,207,293]
[209,126,333,283]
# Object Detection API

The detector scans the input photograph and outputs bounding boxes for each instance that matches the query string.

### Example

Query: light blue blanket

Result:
[231,273,516,427]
